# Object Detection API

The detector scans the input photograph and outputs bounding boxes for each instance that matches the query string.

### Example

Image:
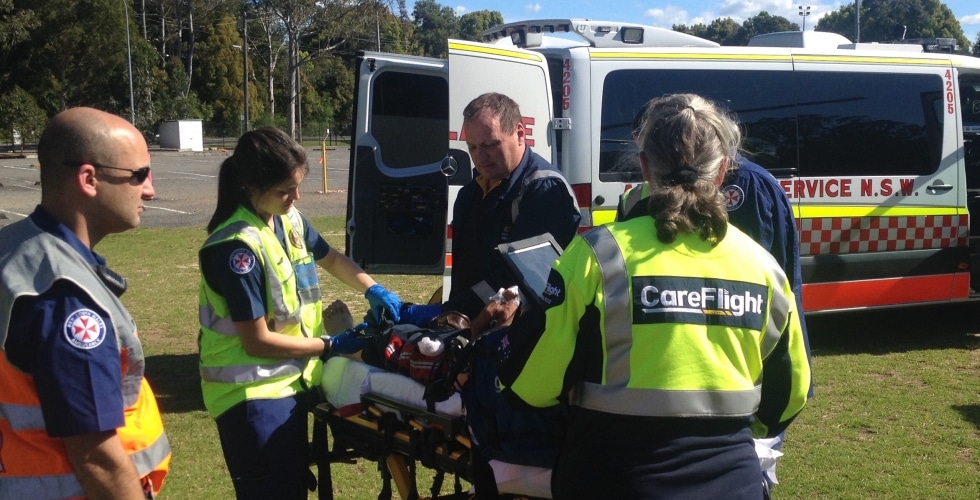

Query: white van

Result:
[345,19,980,313]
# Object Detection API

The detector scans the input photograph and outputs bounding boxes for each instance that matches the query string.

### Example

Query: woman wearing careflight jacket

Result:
[502,95,811,499]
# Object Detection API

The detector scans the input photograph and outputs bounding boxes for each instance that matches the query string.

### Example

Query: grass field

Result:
[99,216,979,499]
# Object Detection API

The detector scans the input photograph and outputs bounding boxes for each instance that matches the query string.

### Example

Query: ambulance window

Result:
[370,71,448,168]
[599,69,797,182]
[961,72,980,192]
[795,71,943,177]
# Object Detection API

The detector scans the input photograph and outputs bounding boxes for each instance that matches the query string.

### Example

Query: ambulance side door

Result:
[346,52,470,274]
[791,60,964,309]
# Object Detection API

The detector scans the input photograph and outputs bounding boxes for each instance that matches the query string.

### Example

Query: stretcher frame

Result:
[311,391,475,500]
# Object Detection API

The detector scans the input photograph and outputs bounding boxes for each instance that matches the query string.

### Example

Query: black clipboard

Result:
[495,233,563,308]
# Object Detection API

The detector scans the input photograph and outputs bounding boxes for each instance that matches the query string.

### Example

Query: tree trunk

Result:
[286,29,298,138]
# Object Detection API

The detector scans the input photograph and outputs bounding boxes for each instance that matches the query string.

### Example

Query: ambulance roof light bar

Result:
[482,19,719,49]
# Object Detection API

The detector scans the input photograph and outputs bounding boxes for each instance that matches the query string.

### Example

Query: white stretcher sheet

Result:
[320,356,463,417]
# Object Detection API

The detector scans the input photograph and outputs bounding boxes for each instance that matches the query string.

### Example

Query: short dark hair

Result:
[463,92,522,134]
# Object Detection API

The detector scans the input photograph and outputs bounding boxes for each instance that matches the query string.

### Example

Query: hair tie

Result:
[661,166,699,187]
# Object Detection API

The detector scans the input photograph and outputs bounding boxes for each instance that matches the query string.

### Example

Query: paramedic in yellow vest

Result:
[0,107,171,498]
[198,127,403,499]
[501,94,810,499]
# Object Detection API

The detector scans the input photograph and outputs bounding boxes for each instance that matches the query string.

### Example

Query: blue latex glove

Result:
[324,327,368,358]
[399,303,443,326]
[365,284,402,323]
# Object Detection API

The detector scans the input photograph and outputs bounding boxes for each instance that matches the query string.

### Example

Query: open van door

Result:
[346,52,467,274]
[447,39,554,168]
[440,39,556,299]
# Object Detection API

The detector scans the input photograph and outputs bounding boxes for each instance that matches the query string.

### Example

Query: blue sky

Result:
[418,0,980,48]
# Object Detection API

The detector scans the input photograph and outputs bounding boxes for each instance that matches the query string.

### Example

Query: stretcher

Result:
[311,357,782,500]
[311,356,475,500]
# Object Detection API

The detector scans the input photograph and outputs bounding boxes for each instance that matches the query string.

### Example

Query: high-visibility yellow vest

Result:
[198,206,323,418]
[511,218,810,435]
[0,218,171,498]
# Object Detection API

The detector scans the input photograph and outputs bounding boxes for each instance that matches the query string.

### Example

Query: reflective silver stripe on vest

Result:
[760,257,791,359]
[130,431,172,476]
[581,226,633,386]
[199,306,237,336]
[238,226,299,325]
[0,473,84,499]
[204,222,301,327]
[576,225,761,417]
[620,187,643,219]
[199,358,305,384]
[577,383,762,417]
[511,169,581,223]
[285,209,322,307]
[0,402,43,431]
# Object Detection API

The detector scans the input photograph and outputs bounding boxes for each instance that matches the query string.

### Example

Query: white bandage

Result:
[417,336,444,357]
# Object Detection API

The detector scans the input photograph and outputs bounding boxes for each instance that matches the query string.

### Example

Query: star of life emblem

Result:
[230,248,256,274]
[64,309,107,349]
[723,184,745,211]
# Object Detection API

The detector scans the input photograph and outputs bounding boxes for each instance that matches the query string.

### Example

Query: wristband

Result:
[319,336,331,361]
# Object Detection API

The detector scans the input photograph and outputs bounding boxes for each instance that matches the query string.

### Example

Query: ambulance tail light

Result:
[445,224,453,268]
[571,183,591,208]
[571,183,594,230]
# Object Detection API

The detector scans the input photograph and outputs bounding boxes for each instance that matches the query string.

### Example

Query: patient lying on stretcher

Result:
[320,294,559,499]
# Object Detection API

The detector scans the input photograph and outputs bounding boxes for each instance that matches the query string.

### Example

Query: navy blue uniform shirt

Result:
[200,208,330,322]
[6,207,125,437]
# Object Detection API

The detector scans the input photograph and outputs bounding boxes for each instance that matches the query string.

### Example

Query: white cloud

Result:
[644,5,691,27]
[641,1,840,31]
[712,0,834,26]
[455,6,467,16]
[526,3,542,14]
[961,13,980,25]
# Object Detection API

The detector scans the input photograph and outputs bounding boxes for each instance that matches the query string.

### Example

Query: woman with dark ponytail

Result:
[198,127,403,499]
[502,94,811,499]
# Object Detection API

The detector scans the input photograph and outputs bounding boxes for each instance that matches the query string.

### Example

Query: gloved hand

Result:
[365,284,402,324]
[322,327,367,359]
[399,303,444,326]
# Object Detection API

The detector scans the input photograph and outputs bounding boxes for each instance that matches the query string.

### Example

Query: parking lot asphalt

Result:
[0,146,352,230]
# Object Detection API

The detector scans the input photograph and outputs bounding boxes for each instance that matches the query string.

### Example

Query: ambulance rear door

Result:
[447,39,554,178]
[442,39,555,297]
[346,51,469,275]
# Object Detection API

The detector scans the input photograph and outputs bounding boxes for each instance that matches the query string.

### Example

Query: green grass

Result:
[99,216,980,499]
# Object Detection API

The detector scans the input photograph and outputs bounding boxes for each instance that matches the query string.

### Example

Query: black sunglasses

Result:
[63,161,151,183]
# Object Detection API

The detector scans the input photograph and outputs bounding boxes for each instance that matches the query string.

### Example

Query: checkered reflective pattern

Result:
[797,215,969,256]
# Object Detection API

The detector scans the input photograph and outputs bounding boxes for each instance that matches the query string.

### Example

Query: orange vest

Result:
[0,218,171,498]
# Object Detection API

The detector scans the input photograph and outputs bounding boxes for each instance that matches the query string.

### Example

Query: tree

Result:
[194,16,246,135]
[738,12,798,45]
[311,55,355,133]
[0,0,39,89]
[817,0,970,52]
[254,0,379,138]
[675,13,796,46]
[459,10,503,41]
[0,86,46,151]
[412,0,457,58]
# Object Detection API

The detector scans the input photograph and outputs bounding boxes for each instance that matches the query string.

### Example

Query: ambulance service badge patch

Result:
[289,228,303,248]
[65,309,107,349]
[230,248,256,274]
[723,184,745,211]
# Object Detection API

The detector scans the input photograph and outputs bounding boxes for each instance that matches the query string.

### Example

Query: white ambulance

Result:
[344,19,980,313]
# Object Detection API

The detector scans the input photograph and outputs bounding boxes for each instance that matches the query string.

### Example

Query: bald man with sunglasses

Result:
[0,107,171,498]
